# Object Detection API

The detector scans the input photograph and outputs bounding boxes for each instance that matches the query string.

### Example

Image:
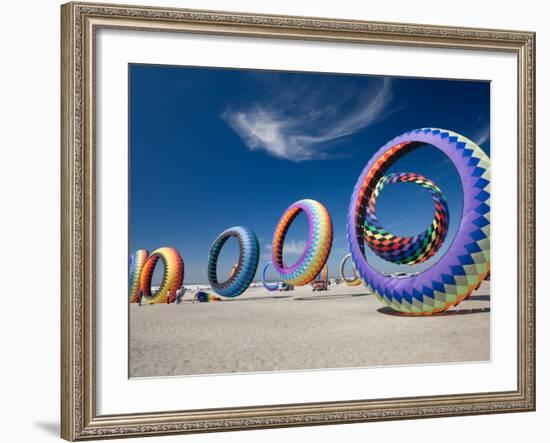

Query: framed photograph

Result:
[61,2,536,440]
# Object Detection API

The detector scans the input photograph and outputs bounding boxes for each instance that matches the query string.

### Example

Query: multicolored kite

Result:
[347,128,490,315]
[364,172,449,265]
[140,246,184,304]
[272,199,333,286]
[207,226,260,298]
[129,249,148,303]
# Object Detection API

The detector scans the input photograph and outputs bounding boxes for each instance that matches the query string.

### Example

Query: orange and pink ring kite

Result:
[272,199,333,287]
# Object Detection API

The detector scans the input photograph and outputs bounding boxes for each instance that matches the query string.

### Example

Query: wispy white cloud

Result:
[223,78,395,162]
[261,240,307,260]
[280,239,307,255]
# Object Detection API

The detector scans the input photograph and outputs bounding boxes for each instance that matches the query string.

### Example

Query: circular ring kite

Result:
[207,226,260,298]
[340,253,362,287]
[272,199,333,286]
[364,172,449,265]
[140,247,184,304]
[347,128,490,315]
[129,249,148,303]
[262,262,280,291]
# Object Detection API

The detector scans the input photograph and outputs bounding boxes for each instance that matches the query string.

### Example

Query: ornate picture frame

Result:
[61,1,535,440]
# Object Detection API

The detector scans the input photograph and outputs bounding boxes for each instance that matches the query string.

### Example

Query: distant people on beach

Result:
[175,287,186,304]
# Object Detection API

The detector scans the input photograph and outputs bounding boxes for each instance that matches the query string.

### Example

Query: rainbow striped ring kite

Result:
[207,226,259,298]
[140,246,184,304]
[129,249,148,303]
[272,199,333,286]
[364,172,450,265]
[347,128,490,315]
[339,253,362,287]
[262,262,280,291]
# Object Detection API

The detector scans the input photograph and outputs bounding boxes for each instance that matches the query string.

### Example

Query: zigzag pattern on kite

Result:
[347,128,490,315]
[129,249,149,303]
[207,226,260,298]
[363,172,450,265]
[140,247,184,304]
[272,199,333,286]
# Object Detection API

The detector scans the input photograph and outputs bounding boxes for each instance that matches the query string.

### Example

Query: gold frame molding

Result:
[61,2,536,440]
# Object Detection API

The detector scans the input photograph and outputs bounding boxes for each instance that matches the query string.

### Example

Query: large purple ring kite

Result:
[347,128,490,315]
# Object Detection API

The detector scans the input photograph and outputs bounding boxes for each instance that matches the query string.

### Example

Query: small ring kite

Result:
[129,249,148,302]
[347,128,490,315]
[272,199,333,286]
[339,253,361,287]
[207,226,260,298]
[262,262,280,291]
[364,172,449,265]
[140,247,184,304]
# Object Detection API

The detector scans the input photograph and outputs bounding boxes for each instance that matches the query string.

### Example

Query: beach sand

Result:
[129,281,490,377]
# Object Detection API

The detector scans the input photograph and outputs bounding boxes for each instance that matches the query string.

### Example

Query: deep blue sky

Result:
[129,64,490,284]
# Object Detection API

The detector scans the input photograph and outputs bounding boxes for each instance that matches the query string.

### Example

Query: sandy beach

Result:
[129,281,490,377]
